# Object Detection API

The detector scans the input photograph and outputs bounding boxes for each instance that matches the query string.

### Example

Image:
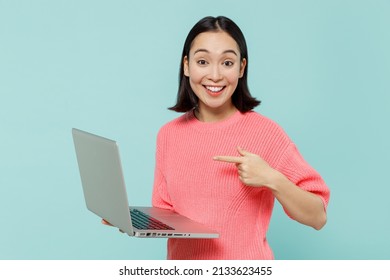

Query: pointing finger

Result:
[213,155,243,164]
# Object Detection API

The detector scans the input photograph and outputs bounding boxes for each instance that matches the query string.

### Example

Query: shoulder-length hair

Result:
[169,16,260,113]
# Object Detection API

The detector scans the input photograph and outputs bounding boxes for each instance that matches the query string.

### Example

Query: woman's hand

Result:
[101,219,112,226]
[214,147,327,230]
[213,147,279,189]
[101,219,125,233]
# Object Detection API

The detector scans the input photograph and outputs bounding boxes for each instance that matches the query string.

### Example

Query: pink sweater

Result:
[152,110,330,260]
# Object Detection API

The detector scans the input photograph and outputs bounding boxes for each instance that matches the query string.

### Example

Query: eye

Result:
[197,59,208,65]
[223,60,234,67]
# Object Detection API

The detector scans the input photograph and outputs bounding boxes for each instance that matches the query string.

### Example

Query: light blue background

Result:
[1,0,389,260]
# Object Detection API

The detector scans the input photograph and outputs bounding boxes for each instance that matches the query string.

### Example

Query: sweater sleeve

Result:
[276,142,330,211]
[151,129,173,210]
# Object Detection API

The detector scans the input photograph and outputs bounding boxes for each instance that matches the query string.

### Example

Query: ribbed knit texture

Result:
[152,110,330,260]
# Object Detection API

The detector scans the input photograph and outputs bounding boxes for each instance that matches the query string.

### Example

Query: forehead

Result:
[190,31,240,55]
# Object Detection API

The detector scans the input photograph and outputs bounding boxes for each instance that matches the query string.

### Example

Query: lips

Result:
[204,85,225,96]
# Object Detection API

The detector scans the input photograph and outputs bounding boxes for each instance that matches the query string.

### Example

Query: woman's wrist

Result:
[265,169,288,194]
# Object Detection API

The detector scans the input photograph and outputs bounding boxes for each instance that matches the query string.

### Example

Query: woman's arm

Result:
[267,170,327,230]
[214,147,327,230]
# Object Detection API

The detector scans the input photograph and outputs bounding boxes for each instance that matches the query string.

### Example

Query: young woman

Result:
[151,16,330,260]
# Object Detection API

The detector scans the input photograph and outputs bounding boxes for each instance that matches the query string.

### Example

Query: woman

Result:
[151,16,330,260]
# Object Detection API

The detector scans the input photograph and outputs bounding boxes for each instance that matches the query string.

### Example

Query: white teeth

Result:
[206,86,224,92]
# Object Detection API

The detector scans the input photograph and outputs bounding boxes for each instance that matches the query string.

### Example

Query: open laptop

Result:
[72,128,219,238]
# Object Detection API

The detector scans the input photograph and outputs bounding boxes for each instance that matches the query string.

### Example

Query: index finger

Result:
[213,156,243,164]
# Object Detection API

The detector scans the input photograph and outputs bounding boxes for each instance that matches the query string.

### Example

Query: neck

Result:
[194,104,238,123]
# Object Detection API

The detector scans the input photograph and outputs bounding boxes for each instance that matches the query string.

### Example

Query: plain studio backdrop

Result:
[1,0,389,260]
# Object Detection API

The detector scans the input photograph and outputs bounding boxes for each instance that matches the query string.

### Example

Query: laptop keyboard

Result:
[130,209,175,230]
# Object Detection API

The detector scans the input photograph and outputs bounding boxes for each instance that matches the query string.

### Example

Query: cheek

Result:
[188,68,206,85]
[188,73,204,94]
[225,71,241,86]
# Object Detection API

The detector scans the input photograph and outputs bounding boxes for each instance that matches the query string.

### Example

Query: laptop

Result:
[72,128,219,238]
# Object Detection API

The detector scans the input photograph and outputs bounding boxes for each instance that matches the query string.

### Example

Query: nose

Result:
[208,65,223,82]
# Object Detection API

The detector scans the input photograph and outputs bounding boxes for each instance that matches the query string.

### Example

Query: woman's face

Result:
[183,31,246,120]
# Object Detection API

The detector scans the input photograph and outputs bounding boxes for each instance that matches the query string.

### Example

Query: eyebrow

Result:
[193,48,238,56]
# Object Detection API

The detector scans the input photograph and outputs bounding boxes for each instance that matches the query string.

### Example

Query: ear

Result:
[183,56,190,77]
[239,58,247,78]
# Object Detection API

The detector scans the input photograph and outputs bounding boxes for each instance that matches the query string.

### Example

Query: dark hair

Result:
[169,16,260,113]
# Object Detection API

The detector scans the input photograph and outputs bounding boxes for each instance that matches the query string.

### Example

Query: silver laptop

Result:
[72,128,219,238]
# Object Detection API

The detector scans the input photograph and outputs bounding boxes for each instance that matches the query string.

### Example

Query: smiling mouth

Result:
[204,85,225,95]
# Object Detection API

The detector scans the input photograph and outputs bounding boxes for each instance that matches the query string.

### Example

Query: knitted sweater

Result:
[152,110,330,260]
